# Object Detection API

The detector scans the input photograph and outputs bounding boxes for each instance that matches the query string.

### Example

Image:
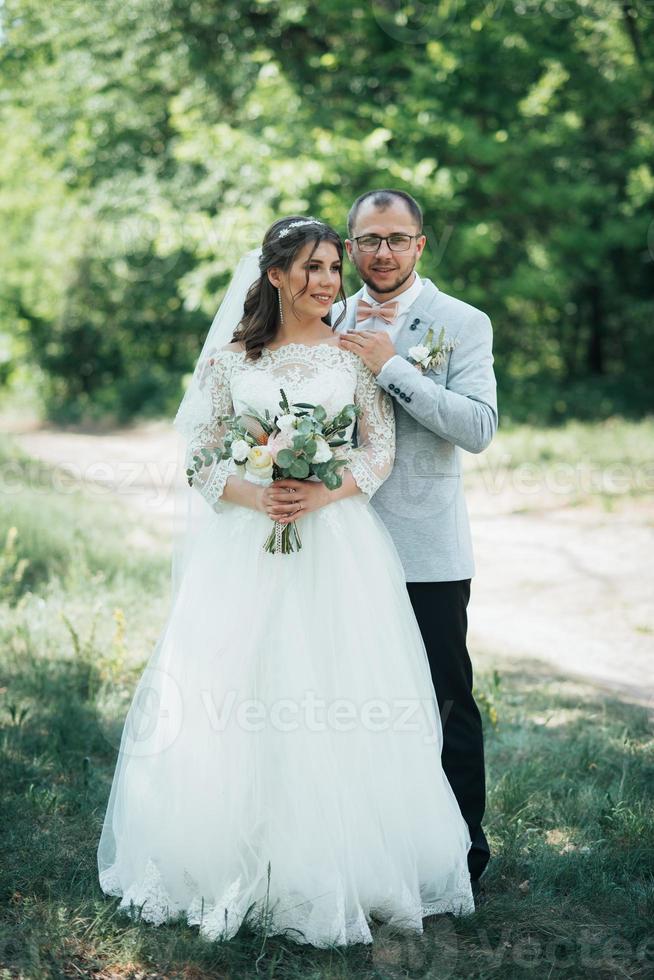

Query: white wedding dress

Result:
[97,341,475,947]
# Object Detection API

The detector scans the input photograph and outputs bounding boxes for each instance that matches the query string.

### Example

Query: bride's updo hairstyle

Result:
[232,216,347,360]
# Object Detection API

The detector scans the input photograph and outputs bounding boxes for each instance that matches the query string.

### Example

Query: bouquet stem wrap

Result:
[266,517,302,555]
[245,472,304,555]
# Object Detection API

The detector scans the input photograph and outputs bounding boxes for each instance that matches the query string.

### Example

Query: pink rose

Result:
[266,429,294,462]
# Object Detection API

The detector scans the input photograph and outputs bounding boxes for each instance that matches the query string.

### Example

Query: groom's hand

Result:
[338,330,395,376]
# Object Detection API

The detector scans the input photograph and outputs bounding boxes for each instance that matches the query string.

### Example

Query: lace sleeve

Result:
[347,357,396,498]
[183,351,236,511]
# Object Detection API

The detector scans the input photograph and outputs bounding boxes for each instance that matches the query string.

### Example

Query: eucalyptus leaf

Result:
[290,458,310,479]
[276,449,295,468]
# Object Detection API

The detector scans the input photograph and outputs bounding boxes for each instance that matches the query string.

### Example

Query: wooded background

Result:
[1,0,652,425]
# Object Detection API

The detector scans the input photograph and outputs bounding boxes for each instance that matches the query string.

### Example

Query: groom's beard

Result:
[359,264,415,296]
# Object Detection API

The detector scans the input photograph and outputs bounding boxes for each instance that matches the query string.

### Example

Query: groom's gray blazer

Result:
[334,279,498,582]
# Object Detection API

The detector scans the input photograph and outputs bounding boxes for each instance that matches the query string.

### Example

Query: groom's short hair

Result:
[347,189,423,235]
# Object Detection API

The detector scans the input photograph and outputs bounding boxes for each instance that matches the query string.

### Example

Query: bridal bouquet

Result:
[186,389,359,554]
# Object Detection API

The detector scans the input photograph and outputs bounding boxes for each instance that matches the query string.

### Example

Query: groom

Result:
[336,189,498,885]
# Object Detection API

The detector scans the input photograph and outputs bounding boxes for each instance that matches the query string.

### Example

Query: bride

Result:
[97,215,475,948]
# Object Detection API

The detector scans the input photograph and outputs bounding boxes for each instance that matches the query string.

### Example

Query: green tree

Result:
[1,0,652,424]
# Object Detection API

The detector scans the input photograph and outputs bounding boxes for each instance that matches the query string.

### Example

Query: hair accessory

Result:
[277,219,323,239]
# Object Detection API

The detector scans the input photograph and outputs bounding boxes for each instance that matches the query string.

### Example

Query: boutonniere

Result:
[407,326,459,373]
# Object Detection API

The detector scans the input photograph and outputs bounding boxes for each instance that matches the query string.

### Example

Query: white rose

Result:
[408,344,431,366]
[245,446,273,482]
[313,436,333,464]
[276,414,297,431]
[231,439,251,464]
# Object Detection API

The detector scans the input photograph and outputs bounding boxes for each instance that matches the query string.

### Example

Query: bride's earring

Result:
[277,286,284,326]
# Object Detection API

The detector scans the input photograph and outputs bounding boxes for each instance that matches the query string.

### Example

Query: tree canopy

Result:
[1,0,652,424]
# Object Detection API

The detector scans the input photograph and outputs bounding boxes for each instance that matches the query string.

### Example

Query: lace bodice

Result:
[180,342,395,509]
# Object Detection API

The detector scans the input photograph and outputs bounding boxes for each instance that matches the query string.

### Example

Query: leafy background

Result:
[1,6,653,976]
[1,0,653,425]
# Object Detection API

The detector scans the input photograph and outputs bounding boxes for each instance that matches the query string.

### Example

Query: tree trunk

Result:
[586,283,605,375]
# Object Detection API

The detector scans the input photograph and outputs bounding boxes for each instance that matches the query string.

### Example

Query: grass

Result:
[485,416,654,469]
[1,428,653,979]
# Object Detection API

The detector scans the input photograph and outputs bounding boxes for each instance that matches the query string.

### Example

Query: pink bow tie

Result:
[356,299,399,326]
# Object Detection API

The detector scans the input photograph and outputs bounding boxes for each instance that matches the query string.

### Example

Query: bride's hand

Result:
[260,479,329,523]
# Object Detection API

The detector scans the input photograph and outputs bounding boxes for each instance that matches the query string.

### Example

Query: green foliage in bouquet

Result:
[272,390,359,490]
[185,414,258,486]
[186,389,359,489]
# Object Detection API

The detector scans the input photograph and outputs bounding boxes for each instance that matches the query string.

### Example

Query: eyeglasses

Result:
[352,233,421,253]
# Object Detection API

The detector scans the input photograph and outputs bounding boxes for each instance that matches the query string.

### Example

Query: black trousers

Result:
[406,579,490,881]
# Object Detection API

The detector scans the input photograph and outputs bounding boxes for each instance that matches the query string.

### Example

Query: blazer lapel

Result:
[394,278,442,358]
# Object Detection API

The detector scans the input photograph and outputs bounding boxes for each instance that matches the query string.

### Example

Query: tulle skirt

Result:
[97,495,474,947]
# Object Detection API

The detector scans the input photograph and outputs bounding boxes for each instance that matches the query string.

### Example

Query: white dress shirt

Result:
[356,273,425,344]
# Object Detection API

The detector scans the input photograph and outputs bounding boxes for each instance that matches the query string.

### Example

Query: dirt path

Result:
[7,419,654,706]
